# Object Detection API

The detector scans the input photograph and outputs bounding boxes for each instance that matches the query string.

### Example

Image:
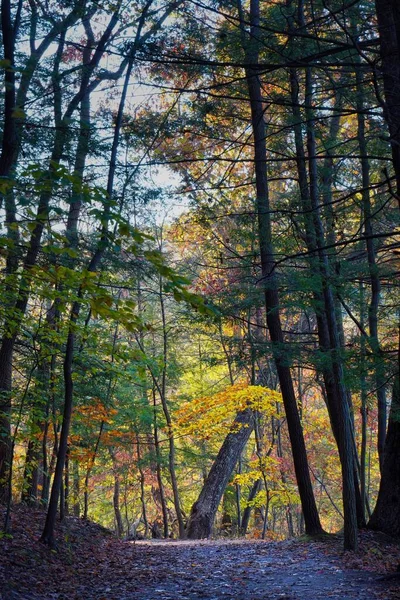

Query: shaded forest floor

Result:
[1,506,400,600]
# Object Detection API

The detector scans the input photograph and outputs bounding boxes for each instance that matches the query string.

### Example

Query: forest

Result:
[0,0,399,565]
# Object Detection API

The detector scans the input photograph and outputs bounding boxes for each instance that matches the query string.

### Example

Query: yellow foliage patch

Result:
[175,383,282,441]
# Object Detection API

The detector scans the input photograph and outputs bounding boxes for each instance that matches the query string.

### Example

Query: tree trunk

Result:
[0,1,96,502]
[158,281,185,538]
[304,66,357,550]
[0,339,13,502]
[114,471,124,538]
[21,439,40,505]
[374,0,400,199]
[40,11,133,544]
[152,387,169,538]
[240,479,262,535]
[73,460,80,517]
[238,0,323,536]
[355,60,387,469]
[368,373,400,536]
[136,432,149,538]
[287,40,358,546]
[186,409,254,539]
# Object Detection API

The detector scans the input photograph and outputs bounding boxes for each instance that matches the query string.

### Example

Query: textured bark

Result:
[355,61,387,469]
[158,282,185,538]
[369,375,400,536]
[186,409,254,539]
[287,42,357,547]
[374,0,400,198]
[237,0,323,536]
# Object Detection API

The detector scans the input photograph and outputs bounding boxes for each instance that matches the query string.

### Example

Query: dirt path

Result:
[95,539,397,600]
[1,508,399,600]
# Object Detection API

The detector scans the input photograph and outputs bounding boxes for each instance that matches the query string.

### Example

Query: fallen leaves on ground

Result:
[0,506,399,600]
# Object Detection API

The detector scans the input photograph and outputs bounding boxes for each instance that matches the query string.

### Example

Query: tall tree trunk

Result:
[21,439,40,505]
[355,58,387,470]
[0,1,97,499]
[136,432,149,538]
[368,372,400,536]
[0,6,116,499]
[112,460,124,538]
[286,31,358,545]
[374,0,400,200]
[359,283,368,523]
[152,386,169,538]
[0,30,67,498]
[305,67,357,549]
[237,0,323,536]
[186,409,254,539]
[40,10,130,545]
[158,281,185,538]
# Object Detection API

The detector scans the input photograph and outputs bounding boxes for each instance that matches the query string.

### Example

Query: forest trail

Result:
[1,507,400,600]
[107,538,398,600]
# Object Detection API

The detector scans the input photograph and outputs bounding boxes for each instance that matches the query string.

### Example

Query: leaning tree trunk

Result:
[186,409,254,539]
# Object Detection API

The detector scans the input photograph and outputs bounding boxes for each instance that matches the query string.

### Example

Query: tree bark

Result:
[186,409,254,539]
[157,280,185,538]
[152,386,169,538]
[21,439,40,504]
[114,471,124,538]
[374,0,400,200]
[368,373,400,536]
[355,59,387,470]
[237,0,323,536]
[240,479,262,535]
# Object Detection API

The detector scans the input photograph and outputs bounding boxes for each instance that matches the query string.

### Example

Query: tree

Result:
[186,408,254,538]
[369,374,400,536]
[374,0,400,199]
[238,0,323,538]
[183,383,280,538]
[1,0,398,548]
[0,0,88,503]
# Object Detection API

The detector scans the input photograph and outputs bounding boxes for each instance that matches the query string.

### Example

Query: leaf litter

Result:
[1,506,399,600]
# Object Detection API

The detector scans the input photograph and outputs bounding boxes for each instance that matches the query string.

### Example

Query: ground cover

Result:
[1,506,399,600]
